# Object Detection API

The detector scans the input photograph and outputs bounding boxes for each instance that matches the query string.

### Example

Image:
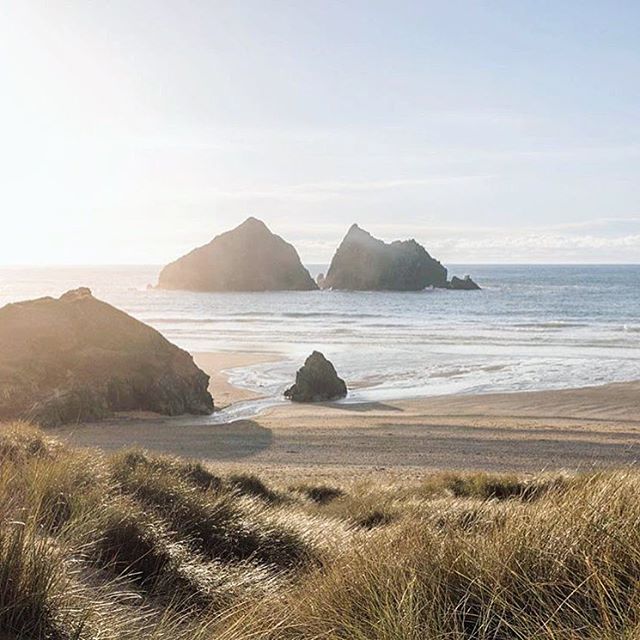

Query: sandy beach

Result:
[193,351,280,408]
[52,350,640,477]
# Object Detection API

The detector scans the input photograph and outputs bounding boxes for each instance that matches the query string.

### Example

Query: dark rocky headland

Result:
[0,287,214,426]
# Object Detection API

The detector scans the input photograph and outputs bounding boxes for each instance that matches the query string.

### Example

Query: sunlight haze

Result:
[1,1,639,264]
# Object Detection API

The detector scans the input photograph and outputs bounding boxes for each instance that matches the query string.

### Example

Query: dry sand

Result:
[54,350,640,477]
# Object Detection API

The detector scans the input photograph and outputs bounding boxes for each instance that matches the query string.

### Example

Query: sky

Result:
[0,0,639,265]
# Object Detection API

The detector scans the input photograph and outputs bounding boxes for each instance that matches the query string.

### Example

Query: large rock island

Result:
[322,224,448,291]
[158,217,318,292]
[0,288,214,426]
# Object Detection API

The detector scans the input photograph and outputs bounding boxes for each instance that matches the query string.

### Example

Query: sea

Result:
[1,264,639,418]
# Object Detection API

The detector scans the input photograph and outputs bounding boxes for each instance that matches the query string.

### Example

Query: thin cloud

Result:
[198,175,494,201]
[283,218,640,264]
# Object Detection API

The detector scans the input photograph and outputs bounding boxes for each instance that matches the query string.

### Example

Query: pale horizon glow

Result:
[1,1,639,266]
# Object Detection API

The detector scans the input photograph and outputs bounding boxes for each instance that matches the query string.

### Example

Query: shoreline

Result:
[52,350,640,474]
[196,349,640,424]
[192,351,281,408]
[268,377,640,425]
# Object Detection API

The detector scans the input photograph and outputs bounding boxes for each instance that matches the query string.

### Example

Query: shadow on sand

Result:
[56,418,273,461]
[324,401,404,413]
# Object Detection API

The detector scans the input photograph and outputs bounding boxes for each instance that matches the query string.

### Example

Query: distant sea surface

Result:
[1,265,640,407]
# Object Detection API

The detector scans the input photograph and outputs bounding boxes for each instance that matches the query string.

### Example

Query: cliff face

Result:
[158,217,318,292]
[0,288,214,426]
[323,224,448,291]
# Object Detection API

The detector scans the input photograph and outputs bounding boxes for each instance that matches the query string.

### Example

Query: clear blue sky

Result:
[1,1,639,264]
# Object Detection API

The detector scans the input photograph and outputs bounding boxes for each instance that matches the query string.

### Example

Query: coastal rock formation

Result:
[450,275,481,290]
[284,351,347,402]
[158,217,318,292]
[0,288,214,426]
[324,224,448,291]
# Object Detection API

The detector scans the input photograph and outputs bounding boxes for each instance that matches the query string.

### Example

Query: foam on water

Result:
[1,264,639,421]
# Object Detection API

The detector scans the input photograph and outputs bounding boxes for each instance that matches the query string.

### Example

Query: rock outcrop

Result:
[0,288,214,426]
[450,275,481,290]
[323,224,448,291]
[158,217,318,292]
[284,351,347,403]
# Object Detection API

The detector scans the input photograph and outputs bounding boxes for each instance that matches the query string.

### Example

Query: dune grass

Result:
[2,422,640,639]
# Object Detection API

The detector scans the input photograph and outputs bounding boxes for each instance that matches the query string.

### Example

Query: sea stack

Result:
[0,288,214,426]
[157,217,318,292]
[284,351,348,402]
[450,275,481,290]
[323,224,448,291]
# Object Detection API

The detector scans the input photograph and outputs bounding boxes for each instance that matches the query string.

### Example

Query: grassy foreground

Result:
[2,423,640,639]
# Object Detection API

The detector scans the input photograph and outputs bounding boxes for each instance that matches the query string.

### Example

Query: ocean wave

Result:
[146,312,386,323]
[429,367,472,379]
[234,310,383,319]
[281,311,384,319]
[512,321,589,329]
[145,317,220,324]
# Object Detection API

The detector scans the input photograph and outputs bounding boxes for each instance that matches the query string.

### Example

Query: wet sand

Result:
[192,351,278,408]
[55,351,640,476]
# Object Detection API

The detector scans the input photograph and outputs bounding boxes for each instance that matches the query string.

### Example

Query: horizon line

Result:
[1,261,640,269]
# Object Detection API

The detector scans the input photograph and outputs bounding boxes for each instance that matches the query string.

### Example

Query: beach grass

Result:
[1,421,640,639]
